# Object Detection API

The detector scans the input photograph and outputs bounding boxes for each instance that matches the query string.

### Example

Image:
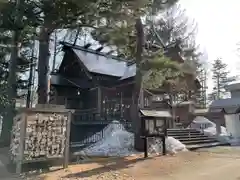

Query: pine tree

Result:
[2,0,181,148]
[209,58,236,100]
[0,0,36,146]
[195,67,208,108]
[0,31,33,146]
[88,0,180,150]
[27,0,157,103]
[144,4,200,101]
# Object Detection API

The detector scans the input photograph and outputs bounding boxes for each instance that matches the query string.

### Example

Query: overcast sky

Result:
[50,1,240,92]
[180,0,240,91]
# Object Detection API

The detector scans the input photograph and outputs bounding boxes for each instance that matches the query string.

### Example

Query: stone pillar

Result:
[216,118,222,136]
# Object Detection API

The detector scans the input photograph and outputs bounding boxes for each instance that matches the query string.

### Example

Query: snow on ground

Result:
[188,116,240,145]
[148,137,187,155]
[78,121,186,157]
[166,137,188,153]
[80,127,135,157]
[80,120,125,144]
[189,116,228,136]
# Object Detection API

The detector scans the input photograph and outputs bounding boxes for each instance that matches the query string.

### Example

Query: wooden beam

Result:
[83,43,91,49]
[97,87,102,114]
[139,88,144,108]
[16,113,27,174]
[63,111,72,169]
[95,46,104,52]
[106,50,115,55]
[120,92,123,118]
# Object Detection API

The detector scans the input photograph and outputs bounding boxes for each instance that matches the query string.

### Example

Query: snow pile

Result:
[149,137,187,154]
[204,126,228,136]
[166,137,188,153]
[188,116,233,144]
[78,121,186,157]
[189,116,228,136]
[80,122,135,157]
[81,120,125,144]
[189,116,215,130]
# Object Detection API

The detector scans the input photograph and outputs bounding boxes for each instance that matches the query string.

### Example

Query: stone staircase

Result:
[167,128,228,150]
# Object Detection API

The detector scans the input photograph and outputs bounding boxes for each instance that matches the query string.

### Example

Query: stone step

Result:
[167,132,203,136]
[186,142,228,150]
[181,138,218,145]
[167,128,198,132]
[167,128,227,150]
[169,134,208,139]
[175,136,215,142]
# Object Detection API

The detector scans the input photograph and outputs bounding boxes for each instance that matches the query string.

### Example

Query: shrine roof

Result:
[72,48,135,79]
[59,42,200,86]
[140,109,172,118]
[210,98,240,108]
[61,42,135,79]
[209,98,240,114]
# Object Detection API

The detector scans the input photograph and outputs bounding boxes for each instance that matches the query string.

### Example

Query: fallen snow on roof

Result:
[140,109,172,118]
[120,64,136,80]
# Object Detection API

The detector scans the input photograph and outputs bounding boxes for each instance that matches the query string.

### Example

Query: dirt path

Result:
[0,148,20,180]
[27,147,240,180]
[158,153,240,180]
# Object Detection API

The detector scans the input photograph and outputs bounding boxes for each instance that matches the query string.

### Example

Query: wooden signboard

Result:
[10,106,72,173]
[140,109,171,158]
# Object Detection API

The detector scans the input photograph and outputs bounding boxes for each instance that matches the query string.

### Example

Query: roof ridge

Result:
[60,41,132,63]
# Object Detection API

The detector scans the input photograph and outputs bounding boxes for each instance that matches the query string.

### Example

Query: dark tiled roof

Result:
[60,42,200,86]
[210,98,240,108]
[72,48,135,79]
[210,98,240,114]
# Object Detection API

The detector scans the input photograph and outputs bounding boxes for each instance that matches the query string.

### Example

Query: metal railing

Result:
[188,122,210,132]
[70,121,132,149]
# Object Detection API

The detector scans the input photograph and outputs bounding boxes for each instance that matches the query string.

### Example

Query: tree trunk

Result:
[0,0,22,146]
[38,27,51,104]
[52,31,57,72]
[217,75,220,100]
[132,18,144,151]
[26,34,36,108]
[0,29,20,147]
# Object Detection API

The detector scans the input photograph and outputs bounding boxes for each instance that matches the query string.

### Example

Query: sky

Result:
[48,0,240,93]
[180,0,240,91]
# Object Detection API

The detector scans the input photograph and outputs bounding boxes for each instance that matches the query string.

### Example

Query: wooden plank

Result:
[16,113,27,174]
[97,87,102,114]
[139,88,144,109]
[23,112,67,160]
[9,113,22,165]
[11,108,73,173]
[35,104,66,109]
[63,111,72,169]
[18,104,75,114]
[144,137,148,158]
[22,157,63,163]
[120,92,123,118]
[162,136,166,155]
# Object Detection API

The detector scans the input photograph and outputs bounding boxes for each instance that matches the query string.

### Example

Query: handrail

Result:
[72,110,99,125]
[74,108,98,113]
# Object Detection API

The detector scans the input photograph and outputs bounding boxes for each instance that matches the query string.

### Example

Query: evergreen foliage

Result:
[208,58,236,100]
